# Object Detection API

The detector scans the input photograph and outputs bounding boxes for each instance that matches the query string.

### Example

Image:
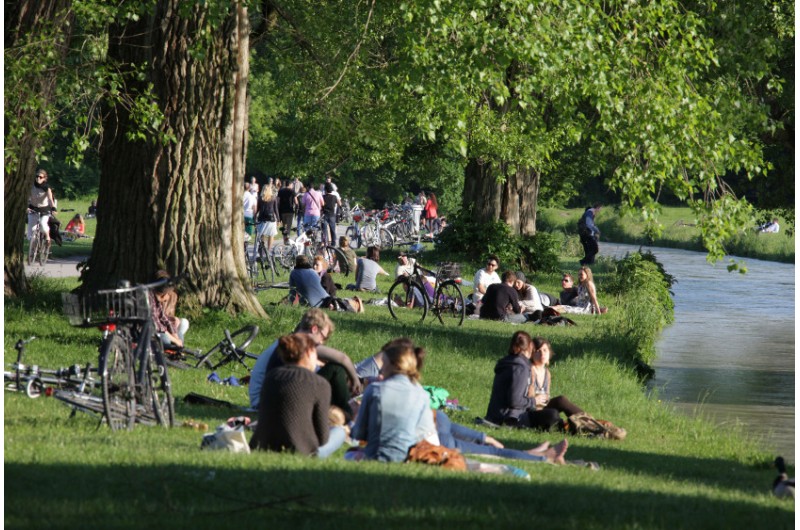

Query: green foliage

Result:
[436,210,521,267]
[516,232,561,274]
[603,252,675,365]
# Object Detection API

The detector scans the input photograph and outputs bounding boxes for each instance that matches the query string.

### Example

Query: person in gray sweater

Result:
[250,333,346,458]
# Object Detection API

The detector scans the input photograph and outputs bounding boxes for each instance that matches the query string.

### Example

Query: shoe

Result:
[207,372,222,384]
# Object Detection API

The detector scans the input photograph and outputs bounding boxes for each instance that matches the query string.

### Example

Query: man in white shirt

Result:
[243,182,257,237]
[473,254,501,303]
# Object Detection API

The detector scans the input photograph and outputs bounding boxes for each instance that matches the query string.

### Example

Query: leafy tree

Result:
[388,0,775,262]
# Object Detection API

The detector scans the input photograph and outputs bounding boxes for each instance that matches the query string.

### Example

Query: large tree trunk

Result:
[84,0,264,316]
[4,0,72,297]
[462,159,539,236]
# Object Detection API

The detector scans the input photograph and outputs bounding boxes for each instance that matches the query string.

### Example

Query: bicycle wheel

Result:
[99,334,136,431]
[433,280,465,326]
[272,243,296,271]
[379,228,394,250]
[196,325,259,370]
[38,238,50,266]
[147,342,175,427]
[257,245,275,285]
[27,233,40,265]
[346,227,361,249]
[388,278,428,324]
[324,246,351,276]
[362,224,378,247]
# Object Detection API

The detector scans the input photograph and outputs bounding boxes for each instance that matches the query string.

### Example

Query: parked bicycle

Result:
[245,233,283,290]
[272,226,352,276]
[58,277,179,430]
[387,260,466,326]
[164,325,261,372]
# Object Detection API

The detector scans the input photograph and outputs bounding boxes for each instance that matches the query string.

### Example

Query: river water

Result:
[602,243,795,463]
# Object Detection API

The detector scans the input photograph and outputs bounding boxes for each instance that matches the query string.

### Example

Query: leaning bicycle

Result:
[60,278,177,430]
[387,260,466,326]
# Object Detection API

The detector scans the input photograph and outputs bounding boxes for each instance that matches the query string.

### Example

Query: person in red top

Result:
[423,192,438,233]
[64,214,85,236]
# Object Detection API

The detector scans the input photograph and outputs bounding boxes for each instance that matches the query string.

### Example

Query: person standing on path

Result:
[277,179,296,237]
[302,182,324,232]
[578,203,602,266]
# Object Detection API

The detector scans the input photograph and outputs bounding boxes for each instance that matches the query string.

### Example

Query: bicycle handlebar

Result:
[97,273,187,295]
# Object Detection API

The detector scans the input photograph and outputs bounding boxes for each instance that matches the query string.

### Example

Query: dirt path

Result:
[24,255,88,278]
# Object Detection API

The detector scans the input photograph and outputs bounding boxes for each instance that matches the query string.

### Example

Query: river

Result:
[602,243,795,463]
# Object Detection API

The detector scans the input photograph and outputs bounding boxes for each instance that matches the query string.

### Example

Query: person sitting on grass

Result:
[313,255,337,298]
[151,270,189,348]
[513,271,544,321]
[249,309,362,419]
[338,236,357,274]
[472,254,501,305]
[289,255,330,308]
[480,270,528,324]
[485,331,585,432]
[551,266,606,315]
[393,252,435,308]
[558,273,579,306]
[64,214,85,237]
[346,246,389,292]
[351,338,436,462]
[249,333,347,458]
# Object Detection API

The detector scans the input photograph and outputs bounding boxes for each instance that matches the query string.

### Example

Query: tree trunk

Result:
[462,159,540,236]
[84,0,264,316]
[4,0,73,297]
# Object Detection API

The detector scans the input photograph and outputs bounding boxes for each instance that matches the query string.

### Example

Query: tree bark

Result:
[84,0,265,316]
[462,159,539,236]
[4,0,72,297]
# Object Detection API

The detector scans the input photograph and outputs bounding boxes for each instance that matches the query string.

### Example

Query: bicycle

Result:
[387,260,466,326]
[5,337,98,399]
[272,225,352,276]
[60,277,178,430]
[195,325,260,371]
[245,233,283,290]
[27,210,52,266]
[361,212,394,250]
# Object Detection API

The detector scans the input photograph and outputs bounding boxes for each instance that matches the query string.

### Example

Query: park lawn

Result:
[4,259,794,530]
[538,206,795,264]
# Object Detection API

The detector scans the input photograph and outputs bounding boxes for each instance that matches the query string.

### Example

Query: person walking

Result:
[578,203,602,266]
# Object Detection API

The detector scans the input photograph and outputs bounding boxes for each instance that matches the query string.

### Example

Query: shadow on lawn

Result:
[5,462,792,529]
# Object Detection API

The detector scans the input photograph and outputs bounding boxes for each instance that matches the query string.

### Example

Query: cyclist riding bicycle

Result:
[28,168,57,244]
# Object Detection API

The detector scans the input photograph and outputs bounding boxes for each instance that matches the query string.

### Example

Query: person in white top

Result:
[473,255,501,303]
[243,181,257,237]
[759,218,780,233]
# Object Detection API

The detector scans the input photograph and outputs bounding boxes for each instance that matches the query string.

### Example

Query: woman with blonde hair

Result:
[352,338,435,462]
[553,266,605,314]
[254,184,279,261]
[250,333,347,457]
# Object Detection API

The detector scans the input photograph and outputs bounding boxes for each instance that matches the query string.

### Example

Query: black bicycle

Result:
[59,277,177,430]
[387,260,466,326]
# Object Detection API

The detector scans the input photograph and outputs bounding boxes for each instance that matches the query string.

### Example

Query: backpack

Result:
[406,440,467,471]
[567,413,627,440]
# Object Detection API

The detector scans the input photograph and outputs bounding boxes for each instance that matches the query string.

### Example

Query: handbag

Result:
[406,440,467,471]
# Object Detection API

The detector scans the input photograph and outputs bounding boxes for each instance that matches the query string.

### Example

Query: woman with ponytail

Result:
[250,333,346,458]
[352,338,436,462]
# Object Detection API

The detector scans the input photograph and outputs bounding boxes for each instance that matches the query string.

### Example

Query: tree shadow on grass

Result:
[5,462,792,530]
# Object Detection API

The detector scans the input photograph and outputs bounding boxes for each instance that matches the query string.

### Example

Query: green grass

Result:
[538,206,795,263]
[5,251,794,529]
[24,197,97,260]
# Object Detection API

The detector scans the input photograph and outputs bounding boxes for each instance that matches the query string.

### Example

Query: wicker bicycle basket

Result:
[436,262,461,281]
[62,289,151,327]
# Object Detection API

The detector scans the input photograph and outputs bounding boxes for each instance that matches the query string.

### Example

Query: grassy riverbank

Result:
[538,206,795,264]
[5,254,794,529]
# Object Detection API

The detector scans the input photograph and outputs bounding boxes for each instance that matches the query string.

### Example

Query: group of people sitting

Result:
[248,308,573,465]
[471,254,606,323]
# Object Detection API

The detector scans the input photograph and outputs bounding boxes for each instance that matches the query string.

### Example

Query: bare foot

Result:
[484,435,504,449]
[526,441,551,454]
[543,439,568,465]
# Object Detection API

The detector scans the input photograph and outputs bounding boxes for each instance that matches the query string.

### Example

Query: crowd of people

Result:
[247,308,572,466]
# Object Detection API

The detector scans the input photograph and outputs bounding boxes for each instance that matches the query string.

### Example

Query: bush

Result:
[517,232,561,273]
[436,211,521,267]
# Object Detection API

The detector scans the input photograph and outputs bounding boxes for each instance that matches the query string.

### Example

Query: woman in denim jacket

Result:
[352,338,435,462]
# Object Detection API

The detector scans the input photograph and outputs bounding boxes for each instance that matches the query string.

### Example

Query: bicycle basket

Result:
[62,289,151,327]
[436,262,461,280]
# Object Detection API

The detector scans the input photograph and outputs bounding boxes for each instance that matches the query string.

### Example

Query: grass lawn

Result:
[4,249,794,529]
[538,206,795,264]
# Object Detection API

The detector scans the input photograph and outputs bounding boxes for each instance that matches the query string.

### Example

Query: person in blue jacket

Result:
[578,203,602,266]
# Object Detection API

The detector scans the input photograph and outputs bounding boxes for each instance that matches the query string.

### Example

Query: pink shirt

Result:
[302,189,324,216]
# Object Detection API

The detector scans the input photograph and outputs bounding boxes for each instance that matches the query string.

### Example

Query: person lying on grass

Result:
[485,331,584,431]
[249,333,347,458]
[351,338,437,462]
[353,348,567,464]
[249,309,362,420]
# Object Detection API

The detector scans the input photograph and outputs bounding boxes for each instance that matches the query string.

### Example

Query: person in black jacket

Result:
[479,270,528,323]
[485,331,575,434]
